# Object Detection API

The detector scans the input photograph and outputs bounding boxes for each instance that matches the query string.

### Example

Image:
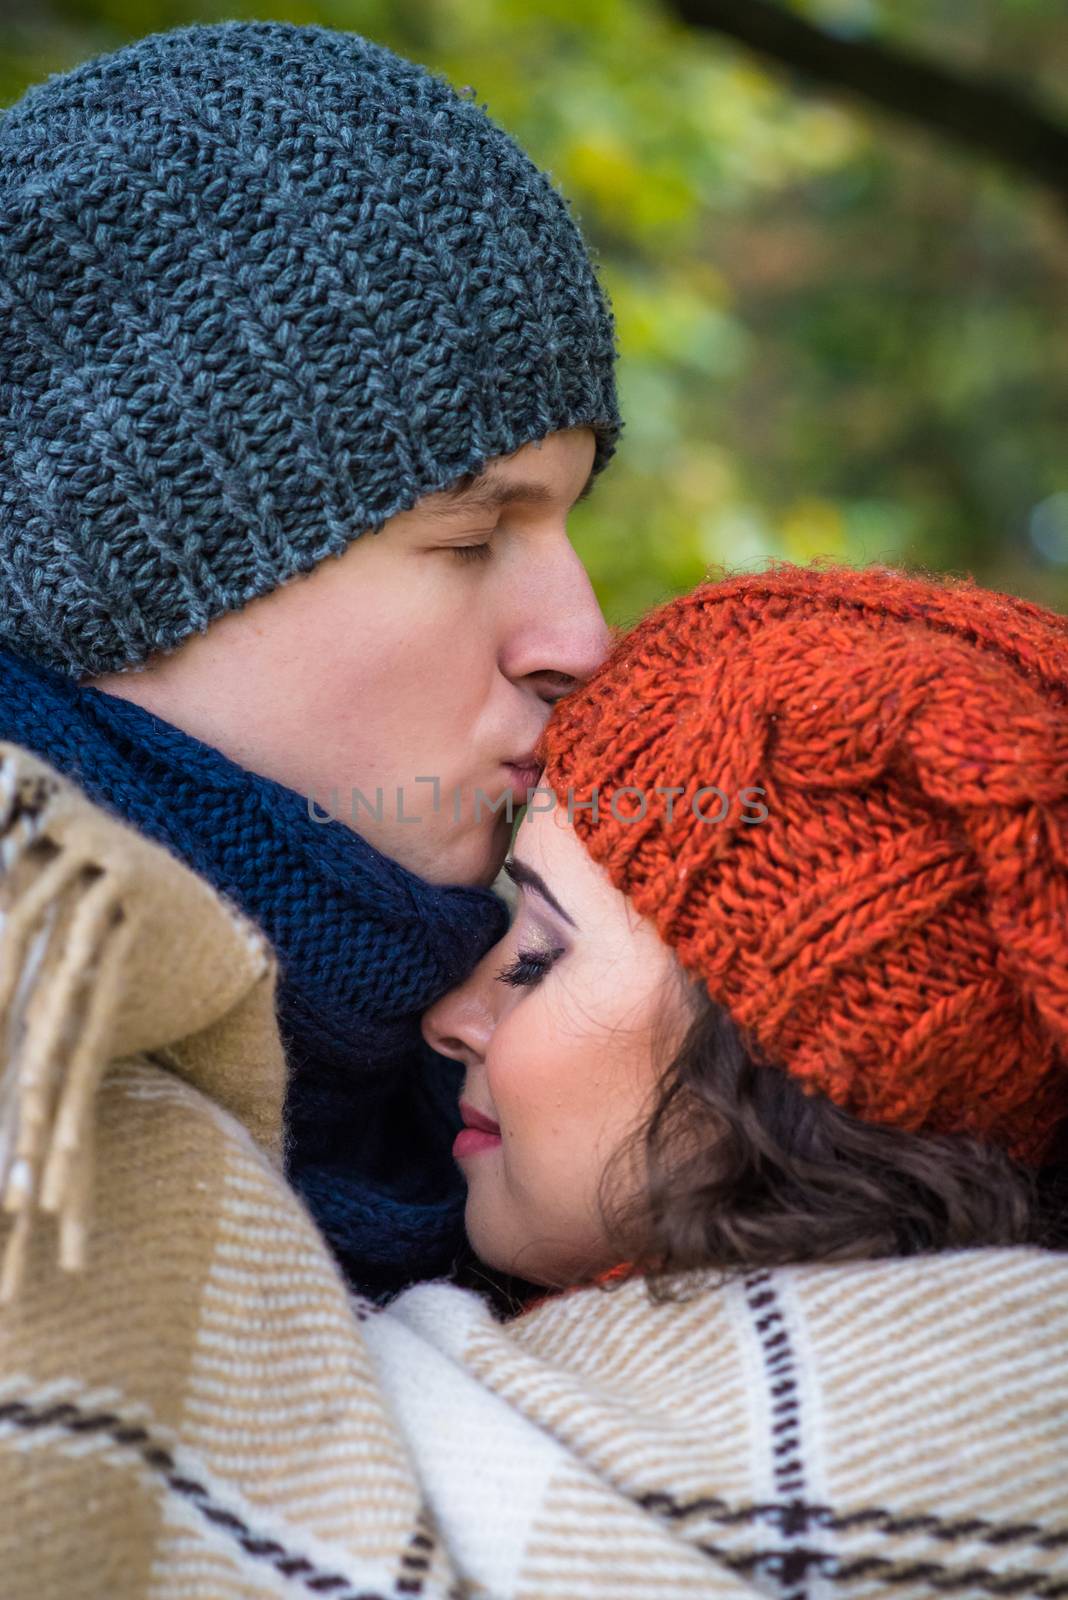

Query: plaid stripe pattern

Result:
[1,743,1066,1598]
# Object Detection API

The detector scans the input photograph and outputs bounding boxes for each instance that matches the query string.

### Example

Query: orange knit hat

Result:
[535,562,1068,1165]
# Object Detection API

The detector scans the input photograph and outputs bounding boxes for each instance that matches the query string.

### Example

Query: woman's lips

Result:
[455,1099,502,1160]
[453,1127,502,1159]
[459,1099,499,1132]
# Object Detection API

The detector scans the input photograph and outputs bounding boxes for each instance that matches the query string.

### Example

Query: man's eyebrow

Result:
[503,858,578,929]
[424,468,596,521]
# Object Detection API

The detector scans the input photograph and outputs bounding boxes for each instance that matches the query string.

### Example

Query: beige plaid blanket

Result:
[0,741,1066,1599]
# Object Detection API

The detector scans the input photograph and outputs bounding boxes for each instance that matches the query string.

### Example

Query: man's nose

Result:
[503,542,612,702]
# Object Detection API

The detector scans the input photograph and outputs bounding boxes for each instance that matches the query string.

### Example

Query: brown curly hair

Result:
[592,980,1068,1307]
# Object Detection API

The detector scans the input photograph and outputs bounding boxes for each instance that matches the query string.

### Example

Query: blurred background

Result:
[2,0,1066,627]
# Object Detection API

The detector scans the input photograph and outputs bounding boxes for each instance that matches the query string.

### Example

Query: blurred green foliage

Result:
[2,0,1067,624]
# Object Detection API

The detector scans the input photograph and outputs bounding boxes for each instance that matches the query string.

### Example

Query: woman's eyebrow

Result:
[503,858,578,929]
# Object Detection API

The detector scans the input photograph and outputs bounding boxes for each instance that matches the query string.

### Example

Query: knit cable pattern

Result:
[538,562,1068,1162]
[0,21,620,675]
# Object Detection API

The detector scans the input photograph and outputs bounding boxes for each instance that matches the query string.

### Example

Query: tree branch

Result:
[672,0,1068,206]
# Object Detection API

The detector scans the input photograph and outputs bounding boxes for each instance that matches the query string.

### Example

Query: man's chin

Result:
[335,809,508,888]
[441,817,513,889]
[458,835,511,891]
[399,823,510,890]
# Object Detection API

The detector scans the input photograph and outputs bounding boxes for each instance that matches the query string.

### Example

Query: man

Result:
[0,19,620,1299]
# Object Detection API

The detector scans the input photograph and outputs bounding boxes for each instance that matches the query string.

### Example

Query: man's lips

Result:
[454,1100,502,1162]
[504,760,544,802]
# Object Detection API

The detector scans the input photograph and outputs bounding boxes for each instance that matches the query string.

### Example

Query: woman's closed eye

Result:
[496,945,565,989]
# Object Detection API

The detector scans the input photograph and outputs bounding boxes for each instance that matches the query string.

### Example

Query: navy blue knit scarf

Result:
[0,646,510,1301]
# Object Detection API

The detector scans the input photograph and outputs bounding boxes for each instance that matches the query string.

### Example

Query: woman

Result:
[422,558,1068,1300]
[2,561,1066,1597]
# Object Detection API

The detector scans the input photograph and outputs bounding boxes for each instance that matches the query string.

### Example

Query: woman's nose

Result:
[421,978,494,1067]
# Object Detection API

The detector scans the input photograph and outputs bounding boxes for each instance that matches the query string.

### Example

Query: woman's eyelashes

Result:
[496,942,565,989]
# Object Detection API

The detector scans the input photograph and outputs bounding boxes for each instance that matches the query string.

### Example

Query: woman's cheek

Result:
[490,1008,553,1136]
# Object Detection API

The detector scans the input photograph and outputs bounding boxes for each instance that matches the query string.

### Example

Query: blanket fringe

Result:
[0,752,130,1305]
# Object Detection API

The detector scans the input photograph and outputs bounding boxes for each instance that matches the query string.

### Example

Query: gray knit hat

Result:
[0,22,621,677]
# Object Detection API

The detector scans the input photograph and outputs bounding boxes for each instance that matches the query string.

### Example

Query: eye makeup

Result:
[496,942,565,989]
